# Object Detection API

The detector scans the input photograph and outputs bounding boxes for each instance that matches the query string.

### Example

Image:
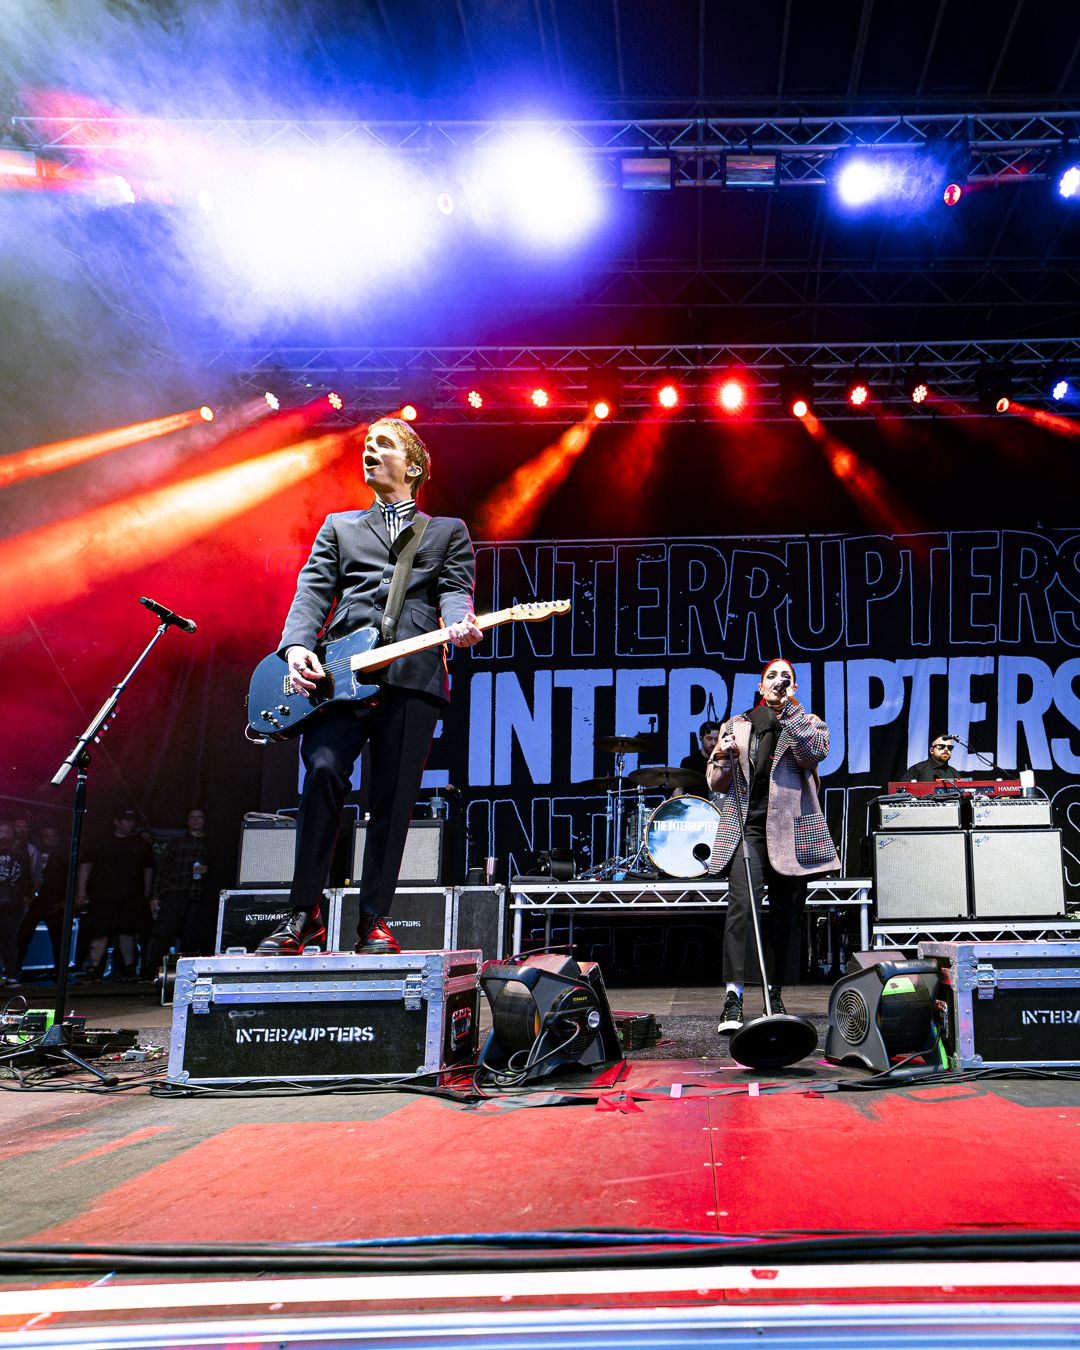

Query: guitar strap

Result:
[380,517,429,646]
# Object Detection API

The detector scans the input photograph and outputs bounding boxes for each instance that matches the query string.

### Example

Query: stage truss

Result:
[873,920,1080,951]
[211,336,1080,422]
[13,111,1076,186]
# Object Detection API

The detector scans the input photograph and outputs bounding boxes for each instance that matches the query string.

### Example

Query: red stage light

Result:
[327,391,344,411]
[199,405,215,422]
[718,379,746,413]
[467,389,484,410]
[943,183,962,207]
[592,399,611,421]
[401,403,419,421]
[264,391,280,411]
[792,398,809,419]
[530,387,550,409]
[911,382,929,404]
[849,383,869,407]
[657,383,679,409]
[996,396,1011,414]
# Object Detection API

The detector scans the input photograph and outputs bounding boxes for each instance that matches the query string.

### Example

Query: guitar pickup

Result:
[281,675,292,697]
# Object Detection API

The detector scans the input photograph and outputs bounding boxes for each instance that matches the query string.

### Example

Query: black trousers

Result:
[722,835,808,986]
[16,900,66,973]
[289,687,442,925]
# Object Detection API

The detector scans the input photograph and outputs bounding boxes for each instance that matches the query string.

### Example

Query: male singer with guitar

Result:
[257,417,482,956]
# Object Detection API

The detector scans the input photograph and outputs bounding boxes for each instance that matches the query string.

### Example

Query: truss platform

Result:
[509,877,871,953]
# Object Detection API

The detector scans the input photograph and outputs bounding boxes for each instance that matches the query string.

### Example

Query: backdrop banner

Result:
[410,529,1080,902]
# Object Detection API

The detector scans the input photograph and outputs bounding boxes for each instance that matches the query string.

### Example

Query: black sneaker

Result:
[767,985,787,1016]
[255,909,326,955]
[717,991,744,1034]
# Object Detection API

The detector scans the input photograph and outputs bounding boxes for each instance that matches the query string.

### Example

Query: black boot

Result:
[255,909,326,955]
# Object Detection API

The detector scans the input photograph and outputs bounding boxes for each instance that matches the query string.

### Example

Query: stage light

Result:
[779,368,815,419]
[199,406,215,422]
[435,191,455,216]
[977,365,1013,415]
[1053,379,1070,402]
[996,396,1011,414]
[592,399,611,420]
[718,378,746,413]
[467,389,484,410]
[529,387,550,409]
[657,382,680,409]
[327,391,344,411]
[912,382,929,404]
[847,373,870,408]
[479,134,604,247]
[943,182,962,207]
[1058,165,1080,199]
[837,157,886,207]
[401,403,419,422]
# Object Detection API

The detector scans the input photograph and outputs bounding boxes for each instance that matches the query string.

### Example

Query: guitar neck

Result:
[350,608,521,673]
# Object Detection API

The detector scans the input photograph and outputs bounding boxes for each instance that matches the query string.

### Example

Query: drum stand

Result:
[725,747,818,1070]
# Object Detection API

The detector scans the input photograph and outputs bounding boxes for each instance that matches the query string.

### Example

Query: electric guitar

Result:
[246,599,570,741]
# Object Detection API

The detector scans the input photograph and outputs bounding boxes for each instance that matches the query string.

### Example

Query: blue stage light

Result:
[1058,166,1080,199]
[837,158,887,207]
[476,134,604,247]
[1053,379,1070,401]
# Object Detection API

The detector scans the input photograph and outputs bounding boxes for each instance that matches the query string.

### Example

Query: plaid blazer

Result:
[706,702,839,878]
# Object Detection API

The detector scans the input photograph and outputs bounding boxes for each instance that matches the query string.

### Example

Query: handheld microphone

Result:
[140,596,197,634]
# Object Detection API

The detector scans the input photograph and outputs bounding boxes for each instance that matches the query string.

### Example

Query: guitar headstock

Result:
[508,599,571,622]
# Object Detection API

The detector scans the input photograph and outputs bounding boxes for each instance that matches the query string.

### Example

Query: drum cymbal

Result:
[580,775,623,791]
[595,734,652,754]
[629,765,708,789]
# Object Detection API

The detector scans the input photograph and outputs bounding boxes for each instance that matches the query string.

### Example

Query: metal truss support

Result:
[11,110,1080,186]
[211,336,1080,422]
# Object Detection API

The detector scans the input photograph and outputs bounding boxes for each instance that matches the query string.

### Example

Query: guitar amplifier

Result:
[872,830,969,920]
[970,797,1052,829]
[969,830,1066,917]
[167,950,482,1085]
[237,816,296,887]
[349,819,444,886]
[215,889,334,954]
[877,799,961,830]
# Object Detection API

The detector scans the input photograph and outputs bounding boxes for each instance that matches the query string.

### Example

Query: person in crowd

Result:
[0,820,33,985]
[75,808,154,980]
[13,817,43,888]
[143,807,218,976]
[707,659,838,1035]
[16,824,69,979]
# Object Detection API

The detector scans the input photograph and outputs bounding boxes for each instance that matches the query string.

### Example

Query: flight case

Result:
[167,950,481,1085]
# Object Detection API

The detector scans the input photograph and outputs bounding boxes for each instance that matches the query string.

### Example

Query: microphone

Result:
[140,596,197,634]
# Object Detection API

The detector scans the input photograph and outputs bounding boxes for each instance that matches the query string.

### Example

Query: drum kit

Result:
[581,733,721,881]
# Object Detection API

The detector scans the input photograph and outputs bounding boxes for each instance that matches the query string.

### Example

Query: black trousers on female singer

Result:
[721,833,808,986]
[288,686,443,924]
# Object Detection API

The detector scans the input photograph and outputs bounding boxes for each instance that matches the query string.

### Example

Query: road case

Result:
[167,950,481,1085]
[918,941,1080,1070]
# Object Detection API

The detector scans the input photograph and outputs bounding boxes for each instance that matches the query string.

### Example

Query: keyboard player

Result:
[904,733,960,783]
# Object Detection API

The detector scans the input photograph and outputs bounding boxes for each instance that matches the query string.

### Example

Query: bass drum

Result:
[645,795,722,879]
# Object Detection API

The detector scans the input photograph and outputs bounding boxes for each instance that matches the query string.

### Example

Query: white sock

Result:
[726,982,743,997]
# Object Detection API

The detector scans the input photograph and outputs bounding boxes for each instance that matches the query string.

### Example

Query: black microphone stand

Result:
[19,614,183,1083]
[725,701,818,1072]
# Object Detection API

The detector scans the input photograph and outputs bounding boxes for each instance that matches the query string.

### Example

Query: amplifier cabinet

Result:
[877,800,961,830]
[970,797,1052,829]
[216,889,333,955]
[237,817,296,887]
[167,950,481,1085]
[872,830,969,920]
[969,829,1066,918]
[919,941,1080,1069]
[350,820,444,886]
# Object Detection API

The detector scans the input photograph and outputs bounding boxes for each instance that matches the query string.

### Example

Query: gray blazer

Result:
[278,507,475,703]
[706,702,839,878]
